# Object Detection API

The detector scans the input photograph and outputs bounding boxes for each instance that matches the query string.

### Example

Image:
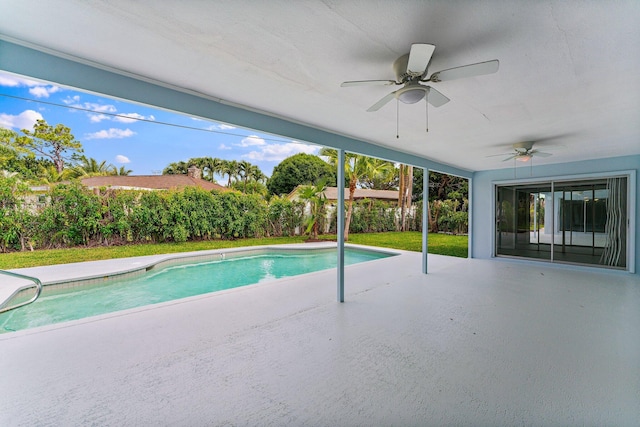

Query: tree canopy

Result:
[319,148,393,240]
[15,120,83,173]
[0,128,21,165]
[267,153,336,196]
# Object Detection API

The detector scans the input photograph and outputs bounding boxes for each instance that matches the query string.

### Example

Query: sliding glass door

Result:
[496,184,552,261]
[496,176,628,269]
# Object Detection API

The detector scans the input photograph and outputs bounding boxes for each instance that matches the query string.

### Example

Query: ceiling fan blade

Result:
[407,43,435,75]
[501,154,517,162]
[341,80,397,87]
[486,152,513,158]
[426,86,450,107]
[532,150,552,157]
[427,59,499,82]
[367,91,397,112]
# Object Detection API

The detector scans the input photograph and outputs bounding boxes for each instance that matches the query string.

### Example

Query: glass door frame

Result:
[492,170,635,272]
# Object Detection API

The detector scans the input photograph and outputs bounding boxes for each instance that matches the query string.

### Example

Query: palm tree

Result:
[163,161,188,175]
[38,164,74,183]
[206,157,224,182]
[237,160,252,192]
[398,164,414,231]
[237,160,266,192]
[70,155,116,178]
[220,159,238,187]
[298,180,327,240]
[114,165,132,176]
[248,165,266,184]
[319,148,394,240]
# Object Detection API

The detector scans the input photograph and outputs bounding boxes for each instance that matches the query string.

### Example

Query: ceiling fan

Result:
[487,141,560,177]
[341,43,499,113]
[488,141,553,163]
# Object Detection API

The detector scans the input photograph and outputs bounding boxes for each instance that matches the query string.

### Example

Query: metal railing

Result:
[0,270,43,314]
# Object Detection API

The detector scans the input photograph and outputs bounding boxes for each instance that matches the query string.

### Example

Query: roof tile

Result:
[80,175,229,191]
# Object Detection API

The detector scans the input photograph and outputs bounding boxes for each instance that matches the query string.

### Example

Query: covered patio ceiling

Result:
[0,1,639,172]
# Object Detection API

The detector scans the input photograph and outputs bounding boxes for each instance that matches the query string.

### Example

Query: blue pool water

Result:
[0,248,392,332]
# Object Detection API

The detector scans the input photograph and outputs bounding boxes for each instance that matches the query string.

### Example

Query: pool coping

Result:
[0,243,400,311]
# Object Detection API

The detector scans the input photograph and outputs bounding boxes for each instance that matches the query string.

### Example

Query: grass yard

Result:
[348,232,468,257]
[0,232,468,269]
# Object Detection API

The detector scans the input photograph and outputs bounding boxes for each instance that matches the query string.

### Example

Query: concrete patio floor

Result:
[1,245,639,426]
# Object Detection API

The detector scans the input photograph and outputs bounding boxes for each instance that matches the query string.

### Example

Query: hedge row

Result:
[0,176,463,253]
[0,181,307,252]
[325,199,422,234]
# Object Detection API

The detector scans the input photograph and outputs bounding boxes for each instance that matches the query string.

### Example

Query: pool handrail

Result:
[0,270,43,314]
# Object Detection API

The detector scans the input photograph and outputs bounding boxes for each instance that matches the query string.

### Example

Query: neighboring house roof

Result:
[289,186,398,202]
[80,175,228,192]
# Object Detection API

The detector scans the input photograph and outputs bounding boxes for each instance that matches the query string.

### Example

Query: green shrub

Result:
[268,197,305,237]
[38,183,102,246]
[348,199,397,233]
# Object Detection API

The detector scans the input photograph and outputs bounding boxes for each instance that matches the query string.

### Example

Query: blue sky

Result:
[0,70,320,178]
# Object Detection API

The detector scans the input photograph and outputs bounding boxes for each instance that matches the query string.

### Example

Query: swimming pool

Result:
[0,247,394,333]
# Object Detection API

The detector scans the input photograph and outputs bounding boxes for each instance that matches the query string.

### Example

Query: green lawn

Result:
[0,232,468,269]
[348,232,468,257]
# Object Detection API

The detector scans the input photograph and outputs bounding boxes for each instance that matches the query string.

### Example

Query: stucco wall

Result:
[471,155,639,274]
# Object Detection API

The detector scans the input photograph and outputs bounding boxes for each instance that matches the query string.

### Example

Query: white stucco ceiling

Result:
[1,0,638,171]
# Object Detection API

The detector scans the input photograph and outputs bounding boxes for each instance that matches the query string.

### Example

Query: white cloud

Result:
[237,135,266,147]
[0,73,45,88]
[0,71,61,98]
[63,96,117,114]
[113,112,155,123]
[85,128,136,140]
[243,142,318,162]
[219,143,232,150]
[62,95,81,105]
[0,75,28,87]
[85,103,117,113]
[62,96,153,125]
[63,95,137,125]
[115,154,131,164]
[0,109,44,130]
[28,85,60,98]
[201,121,236,131]
[89,114,110,123]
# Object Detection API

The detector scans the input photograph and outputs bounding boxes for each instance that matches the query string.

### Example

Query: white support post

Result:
[337,149,345,302]
[468,176,473,259]
[422,168,429,274]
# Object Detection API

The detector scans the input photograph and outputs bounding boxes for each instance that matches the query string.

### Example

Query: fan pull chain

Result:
[530,158,533,176]
[396,98,400,139]
[425,98,429,132]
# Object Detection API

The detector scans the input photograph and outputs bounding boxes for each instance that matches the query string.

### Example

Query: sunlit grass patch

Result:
[346,232,468,257]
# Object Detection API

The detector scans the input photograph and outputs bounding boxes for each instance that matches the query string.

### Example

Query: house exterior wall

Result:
[471,155,639,275]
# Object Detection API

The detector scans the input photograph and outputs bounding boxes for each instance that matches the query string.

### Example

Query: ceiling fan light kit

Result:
[515,154,532,162]
[396,85,426,104]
